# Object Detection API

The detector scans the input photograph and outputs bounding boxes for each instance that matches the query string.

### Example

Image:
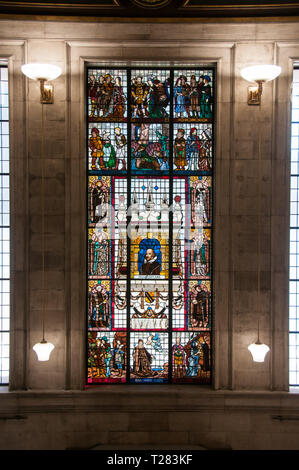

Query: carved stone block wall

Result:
[0,15,297,450]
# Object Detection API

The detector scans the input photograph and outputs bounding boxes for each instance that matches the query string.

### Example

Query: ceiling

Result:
[0,0,299,19]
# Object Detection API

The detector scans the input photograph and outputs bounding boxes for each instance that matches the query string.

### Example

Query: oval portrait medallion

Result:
[130,0,172,9]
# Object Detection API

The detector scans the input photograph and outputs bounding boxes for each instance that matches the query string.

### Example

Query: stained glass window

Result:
[87,66,214,384]
[0,64,9,385]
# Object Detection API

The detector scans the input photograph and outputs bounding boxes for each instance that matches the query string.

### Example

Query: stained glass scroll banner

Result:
[86,66,214,384]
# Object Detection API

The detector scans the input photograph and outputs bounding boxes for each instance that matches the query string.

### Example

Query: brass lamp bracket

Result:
[247,80,263,106]
[39,78,54,104]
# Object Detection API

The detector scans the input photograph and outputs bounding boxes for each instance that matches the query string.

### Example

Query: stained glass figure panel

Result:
[88,279,127,331]
[88,226,111,279]
[131,69,170,121]
[190,176,212,227]
[88,280,112,330]
[130,331,168,383]
[173,69,213,123]
[88,331,127,383]
[173,123,212,172]
[131,123,169,172]
[189,228,212,279]
[172,332,211,383]
[188,280,211,331]
[88,68,128,121]
[172,281,211,332]
[88,122,127,171]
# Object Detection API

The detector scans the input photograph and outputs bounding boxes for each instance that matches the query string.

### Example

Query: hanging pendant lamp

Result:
[248,321,270,363]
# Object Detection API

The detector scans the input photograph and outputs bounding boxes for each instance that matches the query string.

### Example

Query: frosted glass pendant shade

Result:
[33,340,55,361]
[21,63,62,81]
[241,65,281,83]
[248,341,270,362]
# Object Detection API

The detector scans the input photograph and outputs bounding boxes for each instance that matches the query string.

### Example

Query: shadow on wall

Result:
[65,443,232,451]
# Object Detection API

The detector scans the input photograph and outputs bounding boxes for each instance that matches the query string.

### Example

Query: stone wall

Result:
[1,387,299,450]
[0,16,297,449]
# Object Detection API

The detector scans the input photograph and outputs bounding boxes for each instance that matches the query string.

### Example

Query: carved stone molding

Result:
[1,0,299,18]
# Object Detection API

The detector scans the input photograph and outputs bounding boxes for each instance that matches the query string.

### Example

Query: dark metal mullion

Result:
[168,68,174,384]
[126,68,132,384]
[85,66,89,386]
[210,65,216,386]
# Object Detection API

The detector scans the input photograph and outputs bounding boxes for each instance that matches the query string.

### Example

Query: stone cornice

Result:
[1,0,299,19]
[1,388,299,416]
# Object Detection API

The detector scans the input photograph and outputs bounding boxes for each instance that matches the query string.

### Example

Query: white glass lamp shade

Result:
[21,63,62,81]
[241,65,281,84]
[33,340,55,361]
[248,341,270,362]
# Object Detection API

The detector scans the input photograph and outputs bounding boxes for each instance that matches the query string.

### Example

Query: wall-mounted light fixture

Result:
[241,64,281,362]
[21,63,61,104]
[241,64,281,105]
[21,63,62,361]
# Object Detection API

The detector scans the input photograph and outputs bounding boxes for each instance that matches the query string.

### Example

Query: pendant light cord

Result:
[41,100,46,342]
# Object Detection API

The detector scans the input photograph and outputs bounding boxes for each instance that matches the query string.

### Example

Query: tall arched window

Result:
[86,66,214,384]
[0,63,9,385]
[290,65,299,386]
